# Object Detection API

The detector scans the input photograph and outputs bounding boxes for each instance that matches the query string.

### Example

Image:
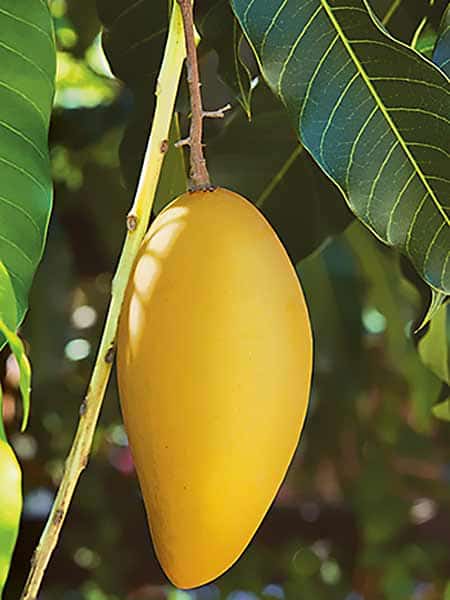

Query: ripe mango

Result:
[117,187,312,589]
[0,437,22,597]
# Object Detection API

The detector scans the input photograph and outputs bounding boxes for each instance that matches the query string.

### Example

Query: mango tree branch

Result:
[177,0,212,189]
[20,4,186,599]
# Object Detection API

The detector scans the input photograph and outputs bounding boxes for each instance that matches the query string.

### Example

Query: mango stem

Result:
[177,0,212,190]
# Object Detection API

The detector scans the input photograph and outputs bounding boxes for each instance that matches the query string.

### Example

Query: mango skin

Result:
[117,187,313,589]
[0,439,22,596]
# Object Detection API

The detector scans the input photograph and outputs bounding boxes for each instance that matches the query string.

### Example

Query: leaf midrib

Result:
[319,0,449,227]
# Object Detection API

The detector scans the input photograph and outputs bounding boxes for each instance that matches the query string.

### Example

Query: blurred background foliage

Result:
[1,0,450,598]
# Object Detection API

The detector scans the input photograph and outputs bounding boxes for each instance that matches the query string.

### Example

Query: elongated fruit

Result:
[117,187,313,588]
[0,438,22,597]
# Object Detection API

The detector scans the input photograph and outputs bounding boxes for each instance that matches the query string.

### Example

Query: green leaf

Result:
[98,0,352,257]
[0,261,16,332]
[153,114,187,214]
[0,1,56,346]
[0,393,22,599]
[208,86,353,261]
[415,287,446,330]
[97,0,170,191]
[199,0,256,117]
[372,0,440,43]
[0,262,31,431]
[345,221,441,429]
[412,21,438,58]
[418,302,449,383]
[432,397,450,420]
[231,0,450,294]
[433,4,450,75]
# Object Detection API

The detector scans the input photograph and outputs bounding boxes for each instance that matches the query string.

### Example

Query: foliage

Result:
[0,1,56,346]
[231,0,449,297]
[433,4,450,75]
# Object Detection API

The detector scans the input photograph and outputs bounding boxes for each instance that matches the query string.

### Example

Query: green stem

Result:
[20,4,186,599]
[382,0,402,26]
[256,144,303,208]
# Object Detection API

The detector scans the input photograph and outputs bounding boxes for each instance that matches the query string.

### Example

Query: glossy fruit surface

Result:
[0,438,22,596]
[117,187,312,588]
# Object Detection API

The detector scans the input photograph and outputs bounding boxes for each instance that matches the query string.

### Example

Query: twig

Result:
[20,4,186,599]
[174,104,231,148]
[203,103,232,119]
[177,0,212,190]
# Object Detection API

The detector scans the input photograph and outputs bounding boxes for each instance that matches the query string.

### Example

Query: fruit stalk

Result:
[177,0,211,189]
[20,4,186,599]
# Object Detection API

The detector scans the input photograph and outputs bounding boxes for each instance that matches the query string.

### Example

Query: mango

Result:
[0,437,22,597]
[117,187,312,589]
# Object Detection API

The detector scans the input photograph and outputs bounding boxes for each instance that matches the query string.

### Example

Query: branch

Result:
[177,0,212,190]
[20,4,186,598]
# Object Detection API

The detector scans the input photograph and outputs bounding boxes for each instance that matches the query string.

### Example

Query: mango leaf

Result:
[412,17,438,59]
[231,0,450,295]
[0,1,56,347]
[432,397,450,420]
[371,0,437,43]
[370,0,448,48]
[345,222,441,429]
[97,0,171,191]
[410,0,448,60]
[208,86,353,261]
[418,302,449,383]
[433,4,450,75]
[98,0,188,204]
[415,287,447,330]
[0,260,16,332]
[0,263,31,431]
[153,114,187,214]
[198,0,257,117]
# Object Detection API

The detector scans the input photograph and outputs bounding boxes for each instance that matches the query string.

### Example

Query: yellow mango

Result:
[117,187,312,589]
[0,438,22,597]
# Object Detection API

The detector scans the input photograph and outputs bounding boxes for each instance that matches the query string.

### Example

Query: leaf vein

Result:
[277,5,323,102]
[320,0,449,226]
[0,155,47,193]
[366,139,399,221]
[406,191,428,253]
[0,80,46,127]
[385,170,415,243]
[0,7,53,43]
[0,233,33,265]
[319,71,359,163]
[0,120,45,159]
[371,76,450,95]
[0,40,53,87]
[260,0,290,57]
[0,195,41,236]
[423,222,445,275]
